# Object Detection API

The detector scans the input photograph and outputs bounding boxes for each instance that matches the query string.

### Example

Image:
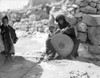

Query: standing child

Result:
[0,16,18,61]
[45,26,57,60]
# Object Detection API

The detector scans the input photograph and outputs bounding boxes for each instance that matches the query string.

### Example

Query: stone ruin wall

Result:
[59,0,100,59]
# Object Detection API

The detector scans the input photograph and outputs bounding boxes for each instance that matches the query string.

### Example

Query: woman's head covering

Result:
[55,14,70,29]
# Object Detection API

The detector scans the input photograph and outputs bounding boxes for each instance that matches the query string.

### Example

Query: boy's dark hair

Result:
[2,16,9,22]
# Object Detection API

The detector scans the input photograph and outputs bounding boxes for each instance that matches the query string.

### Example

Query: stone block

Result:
[82,14,97,26]
[87,0,92,3]
[78,43,93,59]
[88,26,100,45]
[92,0,99,3]
[71,4,79,8]
[75,0,82,5]
[65,14,78,26]
[89,14,100,26]
[97,11,100,14]
[74,12,83,18]
[76,22,87,32]
[75,0,88,7]
[77,32,87,43]
[90,2,97,8]
[89,45,100,55]
[75,9,80,14]
[80,6,97,14]
[97,3,100,10]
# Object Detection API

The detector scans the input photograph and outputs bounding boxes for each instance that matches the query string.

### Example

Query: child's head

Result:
[49,26,55,33]
[2,16,9,26]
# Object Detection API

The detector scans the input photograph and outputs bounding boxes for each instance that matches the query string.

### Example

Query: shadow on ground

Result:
[0,54,43,78]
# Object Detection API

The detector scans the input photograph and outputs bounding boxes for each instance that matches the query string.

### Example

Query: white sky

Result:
[0,0,29,11]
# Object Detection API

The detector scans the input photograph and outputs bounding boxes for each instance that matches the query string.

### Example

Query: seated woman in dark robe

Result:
[45,14,80,60]
[55,14,80,59]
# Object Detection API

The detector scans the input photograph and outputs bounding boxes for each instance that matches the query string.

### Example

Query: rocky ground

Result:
[0,32,100,78]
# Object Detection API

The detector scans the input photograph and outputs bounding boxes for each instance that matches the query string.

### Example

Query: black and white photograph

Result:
[0,0,100,78]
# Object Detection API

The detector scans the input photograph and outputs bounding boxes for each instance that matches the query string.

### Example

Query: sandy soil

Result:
[0,32,100,78]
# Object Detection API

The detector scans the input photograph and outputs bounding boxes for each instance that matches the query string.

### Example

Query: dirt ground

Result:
[0,32,100,78]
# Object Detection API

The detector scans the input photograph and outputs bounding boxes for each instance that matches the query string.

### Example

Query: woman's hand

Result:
[61,27,68,33]
[55,29,61,34]
[61,29,65,33]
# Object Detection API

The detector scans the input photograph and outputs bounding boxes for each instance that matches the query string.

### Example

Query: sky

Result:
[0,0,29,11]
